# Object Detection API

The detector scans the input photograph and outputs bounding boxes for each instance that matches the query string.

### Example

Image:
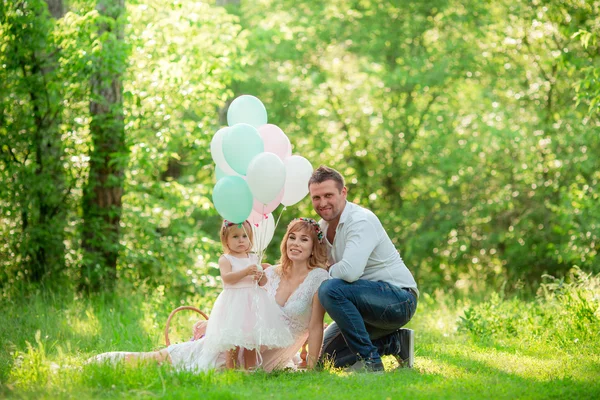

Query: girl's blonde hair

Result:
[220,220,253,253]
[278,218,327,276]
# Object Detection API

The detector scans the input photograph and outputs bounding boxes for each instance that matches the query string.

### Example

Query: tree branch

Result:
[1,145,23,165]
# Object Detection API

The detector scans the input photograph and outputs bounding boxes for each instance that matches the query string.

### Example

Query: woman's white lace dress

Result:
[167,266,329,372]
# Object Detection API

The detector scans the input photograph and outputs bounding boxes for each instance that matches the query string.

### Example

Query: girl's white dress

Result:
[167,254,294,370]
[166,265,330,372]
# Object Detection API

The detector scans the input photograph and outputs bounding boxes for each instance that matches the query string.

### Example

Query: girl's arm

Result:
[306,292,326,369]
[219,255,257,285]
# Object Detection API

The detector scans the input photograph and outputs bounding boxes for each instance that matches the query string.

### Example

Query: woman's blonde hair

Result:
[278,218,327,276]
[220,220,253,253]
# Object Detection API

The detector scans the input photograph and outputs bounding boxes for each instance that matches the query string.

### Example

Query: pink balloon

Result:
[253,187,284,215]
[247,209,265,226]
[259,124,292,161]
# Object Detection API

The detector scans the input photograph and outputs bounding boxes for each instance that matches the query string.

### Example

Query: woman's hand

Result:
[192,320,208,340]
[257,266,268,286]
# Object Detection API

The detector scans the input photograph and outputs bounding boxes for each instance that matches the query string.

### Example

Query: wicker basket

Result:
[164,306,209,346]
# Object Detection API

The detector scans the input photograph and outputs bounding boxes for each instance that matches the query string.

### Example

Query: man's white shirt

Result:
[319,201,419,296]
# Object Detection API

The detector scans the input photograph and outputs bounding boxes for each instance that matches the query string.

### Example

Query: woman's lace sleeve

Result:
[307,268,330,296]
[264,266,280,297]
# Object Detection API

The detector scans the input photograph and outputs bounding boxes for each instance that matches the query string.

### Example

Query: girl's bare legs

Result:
[226,347,239,369]
[243,348,257,370]
[129,349,172,364]
[89,349,172,365]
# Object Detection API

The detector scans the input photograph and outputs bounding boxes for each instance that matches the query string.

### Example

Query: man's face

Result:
[309,180,347,222]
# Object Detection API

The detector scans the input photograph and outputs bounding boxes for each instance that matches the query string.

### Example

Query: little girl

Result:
[202,220,294,369]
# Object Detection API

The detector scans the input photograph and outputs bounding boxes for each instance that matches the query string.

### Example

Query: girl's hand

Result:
[246,264,260,279]
[247,264,264,281]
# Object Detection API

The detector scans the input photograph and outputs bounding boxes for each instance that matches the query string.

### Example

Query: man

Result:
[309,165,418,372]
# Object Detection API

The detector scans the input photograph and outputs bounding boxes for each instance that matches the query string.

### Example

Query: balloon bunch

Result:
[210,95,313,260]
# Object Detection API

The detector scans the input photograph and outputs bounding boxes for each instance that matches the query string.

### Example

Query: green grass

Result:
[1,273,599,399]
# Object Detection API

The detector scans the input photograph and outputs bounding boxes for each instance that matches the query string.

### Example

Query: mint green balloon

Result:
[214,165,227,182]
[222,123,264,175]
[212,176,253,223]
[227,95,268,128]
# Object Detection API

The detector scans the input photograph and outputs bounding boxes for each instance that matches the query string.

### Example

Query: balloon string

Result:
[258,204,266,263]
[242,218,263,369]
[274,206,286,233]
[252,204,286,264]
[252,279,264,369]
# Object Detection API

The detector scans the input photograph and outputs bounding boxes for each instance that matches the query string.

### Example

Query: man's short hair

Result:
[308,165,345,192]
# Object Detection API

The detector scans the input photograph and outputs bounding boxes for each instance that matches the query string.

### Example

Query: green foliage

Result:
[118,0,248,293]
[459,267,600,350]
[10,331,51,389]
[235,0,600,292]
[1,0,599,295]
[0,0,70,285]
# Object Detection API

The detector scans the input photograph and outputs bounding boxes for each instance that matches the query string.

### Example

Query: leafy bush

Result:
[458,267,600,349]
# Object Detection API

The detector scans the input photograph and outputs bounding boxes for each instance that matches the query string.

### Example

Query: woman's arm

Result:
[306,292,326,369]
[219,256,257,284]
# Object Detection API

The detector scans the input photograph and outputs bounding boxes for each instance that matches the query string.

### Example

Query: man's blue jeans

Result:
[318,278,417,367]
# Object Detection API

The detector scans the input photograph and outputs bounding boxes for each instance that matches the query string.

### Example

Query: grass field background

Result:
[1,269,599,399]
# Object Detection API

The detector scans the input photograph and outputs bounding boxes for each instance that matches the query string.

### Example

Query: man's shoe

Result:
[344,359,385,373]
[395,328,414,368]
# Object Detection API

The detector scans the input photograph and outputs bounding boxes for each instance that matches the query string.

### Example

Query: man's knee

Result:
[318,278,345,306]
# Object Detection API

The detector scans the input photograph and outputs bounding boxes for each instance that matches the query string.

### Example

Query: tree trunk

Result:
[80,0,128,292]
[45,0,64,18]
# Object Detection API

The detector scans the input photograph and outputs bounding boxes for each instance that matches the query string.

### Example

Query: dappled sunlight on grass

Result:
[449,345,599,383]
[409,289,474,337]
[414,356,467,378]
[2,285,600,399]
[435,345,569,381]
[63,307,101,339]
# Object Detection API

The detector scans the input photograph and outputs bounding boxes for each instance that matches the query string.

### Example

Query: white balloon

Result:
[252,213,275,253]
[246,152,286,204]
[281,155,313,206]
[210,127,239,177]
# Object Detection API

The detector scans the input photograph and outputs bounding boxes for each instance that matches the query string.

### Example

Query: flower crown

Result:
[222,220,246,229]
[292,217,324,243]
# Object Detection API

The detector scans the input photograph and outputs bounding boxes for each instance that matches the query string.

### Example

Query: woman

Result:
[90,218,329,371]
